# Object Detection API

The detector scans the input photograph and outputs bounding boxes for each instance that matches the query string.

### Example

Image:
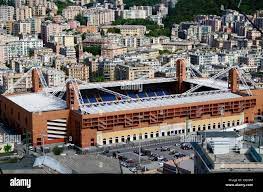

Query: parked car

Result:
[157,156,165,161]
[175,143,181,147]
[129,167,137,173]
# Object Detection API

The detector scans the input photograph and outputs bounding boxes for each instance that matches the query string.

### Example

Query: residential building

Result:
[66,64,89,82]
[116,61,155,80]
[0,6,14,21]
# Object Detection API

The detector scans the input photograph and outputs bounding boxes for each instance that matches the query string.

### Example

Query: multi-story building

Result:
[27,0,47,7]
[101,44,127,59]
[15,6,32,21]
[62,6,83,20]
[66,64,89,82]
[0,35,43,62]
[84,8,115,26]
[162,40,194,52]
[41,21,63,44]
[0,6,14,21]
[50,34,75,47]
[13,20,31,35]
[121,9,147,19]
[129,6,152,17]
[193,131,263,173]
[190,52,219,66]
[60,47,76,58]
[32,5,46,16]
[116,62,155,80]
[255,17,263,29]
[98,58,124,81]
[42,68,66,87]
[103,25,146,36]
[30,16,43,34]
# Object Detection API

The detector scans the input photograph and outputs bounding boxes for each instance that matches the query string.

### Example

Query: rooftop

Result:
[7,93,67,112]
[83,90,241,114]
[185,78,252,91]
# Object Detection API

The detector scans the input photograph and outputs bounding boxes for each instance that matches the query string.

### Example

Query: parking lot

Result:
[101,142,194,173]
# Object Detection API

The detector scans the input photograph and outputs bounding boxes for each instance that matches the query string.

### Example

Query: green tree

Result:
[4,144,12,153]
[55,0,74,15]
[83,45,101,56]
[52,146,63,155]
[107,28,121,34]
[123,0,161,8]
[75,14,86,25]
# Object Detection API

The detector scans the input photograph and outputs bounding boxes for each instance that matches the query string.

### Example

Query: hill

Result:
[164,0,263,27]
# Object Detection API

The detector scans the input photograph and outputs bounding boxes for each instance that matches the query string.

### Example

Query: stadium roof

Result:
[185,78,252,91]
[83,90,242,114]
[7,93,67,112]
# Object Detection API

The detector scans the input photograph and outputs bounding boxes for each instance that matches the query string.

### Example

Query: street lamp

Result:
[40,130,48,156]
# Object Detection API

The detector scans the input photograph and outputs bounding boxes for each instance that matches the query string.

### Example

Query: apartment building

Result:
[66,64,89,82]
[32,5,46,16]
[101,44,127,59]
[0,6,14,21]
[0,36,43,62]
[84,8,115,26]
[42,68,66,87]
[15,6,32,21]
[13,20,31,35]
[41,21,63,44]
[116,62,155,80]
[62,6,83,20]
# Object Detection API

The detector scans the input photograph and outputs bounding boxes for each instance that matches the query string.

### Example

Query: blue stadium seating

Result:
[138,92,147,98]
[100,94,116,101]
[155,90,165,96]
[88,96,97,103]
[127,91,138,98]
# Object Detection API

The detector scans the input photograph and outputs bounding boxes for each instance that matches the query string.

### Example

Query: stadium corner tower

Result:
[0,59,263,149]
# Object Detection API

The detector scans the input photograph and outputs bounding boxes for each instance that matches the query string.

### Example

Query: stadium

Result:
[0,59,262,149]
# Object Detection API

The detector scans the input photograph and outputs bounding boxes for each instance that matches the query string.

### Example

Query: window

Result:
[121,136,125,142]
[162,132,165,137]
[178,130,181,134]
[218,122,221,128]
[223,122,226,128]
[182,130,185,134]
[175,130,177,134]
[109,138,112,144]
[139,134,142,140]
[232,120,235,126]
[115,137,119,143]
[213,123,216,129]
[171,131,174,135]
[127,135,130,142]
[91,138,95,146]
[198,125,201,131]
[133,134,136,141]
[144,133,148,139]
[150,132,154,138]
[237,120,240,125]
[227,121,230,127]
[208,124,211,130]
[203,125,206,130]
[156,132,159,137]
[167,131,170,136]
[187,129,190,133]
[103,138,106,145]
